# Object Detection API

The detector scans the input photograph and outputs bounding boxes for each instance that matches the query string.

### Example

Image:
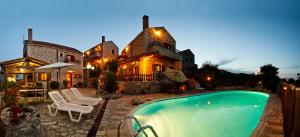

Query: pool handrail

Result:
[134,125,158,137]
[118,116,148,137]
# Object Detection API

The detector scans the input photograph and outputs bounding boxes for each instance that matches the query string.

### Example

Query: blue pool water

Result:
[132,90,269,137]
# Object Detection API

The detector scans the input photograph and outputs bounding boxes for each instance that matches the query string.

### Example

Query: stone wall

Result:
[26,44,83,87]
[118,81,161,94]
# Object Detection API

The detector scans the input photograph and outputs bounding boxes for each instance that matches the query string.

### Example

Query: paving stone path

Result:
[256,94,284,137]
[33,100,104,137]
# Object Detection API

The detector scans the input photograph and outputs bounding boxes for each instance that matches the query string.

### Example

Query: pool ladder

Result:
[118,116,158,137]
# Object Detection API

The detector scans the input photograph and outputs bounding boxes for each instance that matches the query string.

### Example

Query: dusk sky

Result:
[0,0,299,78]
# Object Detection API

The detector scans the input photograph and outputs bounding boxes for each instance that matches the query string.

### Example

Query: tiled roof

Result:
[24,40,82,54]
[0,56,48,66]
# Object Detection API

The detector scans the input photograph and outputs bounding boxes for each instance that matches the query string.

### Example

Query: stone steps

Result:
[266,119,282,126]
[263,124,284,135]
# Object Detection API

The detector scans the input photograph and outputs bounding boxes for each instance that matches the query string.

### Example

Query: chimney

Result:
[143,15,149,30]
[102,36,105,43]
[28,28,33,42]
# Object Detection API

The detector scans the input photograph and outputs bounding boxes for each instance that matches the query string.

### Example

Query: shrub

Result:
[63,80,69,88]
[0,82,4,92]
[50,81,60,89]
[3,88,18,106]
[104,72,117,94]
[77,82,83,88]
[7,81,17,88]
[36,82,43,88]
[106,60,118,73]
[92,78,98,89]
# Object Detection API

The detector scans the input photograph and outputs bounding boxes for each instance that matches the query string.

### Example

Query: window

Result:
[60,53,63,57]
[38,73,50,81]
[66,55,75,62]
[153,64,162,72]
[112,49,115,54]
[185,57,189,62]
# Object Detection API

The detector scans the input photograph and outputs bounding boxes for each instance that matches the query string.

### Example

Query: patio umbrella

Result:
[163,68,188,83]
[35,62,81,82]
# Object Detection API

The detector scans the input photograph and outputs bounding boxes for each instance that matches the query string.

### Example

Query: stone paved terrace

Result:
[25,89,283,137]
[254,94,284,137]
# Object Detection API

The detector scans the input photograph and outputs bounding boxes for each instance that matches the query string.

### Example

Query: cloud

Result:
[283,65,300,69]
[217,57,238,66]
[224,68,253,74]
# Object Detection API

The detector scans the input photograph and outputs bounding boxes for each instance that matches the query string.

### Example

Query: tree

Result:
[104,72,117,94]
[260,64,280,92]
[197,61,220,89]
[106,60,118,73]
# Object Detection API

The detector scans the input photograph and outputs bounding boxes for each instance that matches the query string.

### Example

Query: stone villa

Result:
[118,15,182,78]
[0,28,83,88]
[0,15,198,90]
[83,36,119,87]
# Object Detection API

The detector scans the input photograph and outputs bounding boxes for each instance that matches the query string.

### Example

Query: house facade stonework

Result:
[23,29,83,88]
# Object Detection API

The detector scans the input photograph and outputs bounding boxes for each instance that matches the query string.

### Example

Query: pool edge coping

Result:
[124,90,270,137]
[251,93,272,137]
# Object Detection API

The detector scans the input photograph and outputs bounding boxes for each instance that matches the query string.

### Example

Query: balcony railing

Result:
[118,74,156,81]
[64,59,81,64]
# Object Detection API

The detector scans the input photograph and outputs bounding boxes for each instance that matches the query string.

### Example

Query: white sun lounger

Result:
[70,88,102,103]
[195,82,205,90]
[61,89,100,106]
[47,91,93,122]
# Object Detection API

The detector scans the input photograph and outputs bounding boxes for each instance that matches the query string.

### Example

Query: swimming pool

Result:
[131,90,269,137]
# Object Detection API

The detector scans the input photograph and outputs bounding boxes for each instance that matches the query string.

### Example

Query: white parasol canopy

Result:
[35,62,82,81]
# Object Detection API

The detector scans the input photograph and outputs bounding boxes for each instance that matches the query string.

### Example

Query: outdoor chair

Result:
[195,82,205,90]
[47,91,93,122]
[61,89,100,106]
[70,88,102,103]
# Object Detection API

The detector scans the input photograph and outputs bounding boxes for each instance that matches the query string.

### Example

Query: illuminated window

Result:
[153,64,162,72]
[38,73,50,81]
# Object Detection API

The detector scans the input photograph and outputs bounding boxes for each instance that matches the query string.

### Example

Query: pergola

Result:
[0,57,48,88]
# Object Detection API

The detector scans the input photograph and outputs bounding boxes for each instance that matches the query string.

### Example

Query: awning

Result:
[163,68,188,83]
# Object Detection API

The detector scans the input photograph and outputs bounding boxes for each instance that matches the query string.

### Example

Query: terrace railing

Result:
[280,82,300,137]
[118,74,156,81]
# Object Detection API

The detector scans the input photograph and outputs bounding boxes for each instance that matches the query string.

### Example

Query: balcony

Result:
[64,59,81,64]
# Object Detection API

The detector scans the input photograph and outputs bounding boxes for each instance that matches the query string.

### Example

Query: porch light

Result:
[206,76,211,81]
[20,68,24,72]
[91,66,95,70]
[86,64,92,69]
[283,86,287,91]
[179,85,186,91]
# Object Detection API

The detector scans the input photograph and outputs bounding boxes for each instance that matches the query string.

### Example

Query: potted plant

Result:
[63,80,69,88]
[49,81,60,90]
[2,88,23,124]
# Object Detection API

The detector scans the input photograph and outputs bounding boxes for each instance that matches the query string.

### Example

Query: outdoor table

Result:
[19,88,45,102]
